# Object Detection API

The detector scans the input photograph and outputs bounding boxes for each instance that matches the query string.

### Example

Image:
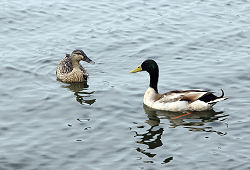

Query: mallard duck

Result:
[130,60,227,111]
[56,49,94,82]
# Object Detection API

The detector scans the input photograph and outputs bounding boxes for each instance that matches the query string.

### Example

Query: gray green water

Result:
[0,0,250,169]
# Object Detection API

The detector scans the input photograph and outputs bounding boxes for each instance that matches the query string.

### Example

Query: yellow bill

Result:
[130,65,142,73]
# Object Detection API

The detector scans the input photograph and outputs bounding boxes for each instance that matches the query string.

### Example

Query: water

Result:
[0,0,249,169]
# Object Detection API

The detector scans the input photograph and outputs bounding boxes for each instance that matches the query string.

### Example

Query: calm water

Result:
[0,0,250,169]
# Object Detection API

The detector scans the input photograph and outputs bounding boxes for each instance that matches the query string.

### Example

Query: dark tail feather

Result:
[199,89,227,103]
[208,89,228,105]
[219,89,224,98]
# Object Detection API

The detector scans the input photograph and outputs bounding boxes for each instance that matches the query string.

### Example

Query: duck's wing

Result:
[57,56,73,74]
[158,89,226,104]
[79,64,89,76]
[79,64,88,74]
[79,64,89,81]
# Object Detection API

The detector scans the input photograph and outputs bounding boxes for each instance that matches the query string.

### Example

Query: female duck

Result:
[130,60,227,112]
[56,49,94,82]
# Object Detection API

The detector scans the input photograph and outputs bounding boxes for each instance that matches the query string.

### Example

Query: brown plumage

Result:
[56,50,94,83]
[159,89,225,103]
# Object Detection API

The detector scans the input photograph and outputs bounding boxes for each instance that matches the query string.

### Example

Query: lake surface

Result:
[0,0,250,169]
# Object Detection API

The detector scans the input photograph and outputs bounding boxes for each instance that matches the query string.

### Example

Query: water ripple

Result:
[0,0,249,169]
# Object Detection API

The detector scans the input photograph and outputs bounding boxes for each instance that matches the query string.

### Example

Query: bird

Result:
[56,49,94,82]
[130,59,227,112]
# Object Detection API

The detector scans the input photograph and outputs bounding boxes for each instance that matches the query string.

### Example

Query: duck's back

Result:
[56,55,73,79]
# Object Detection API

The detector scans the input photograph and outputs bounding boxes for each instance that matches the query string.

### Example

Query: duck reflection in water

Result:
[133,105,228,163]
[61,82,96,105]
[143,105,228,134]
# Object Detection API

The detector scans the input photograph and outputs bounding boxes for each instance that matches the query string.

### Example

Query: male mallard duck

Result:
[130,60,227,111]
[56,49,94,82]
